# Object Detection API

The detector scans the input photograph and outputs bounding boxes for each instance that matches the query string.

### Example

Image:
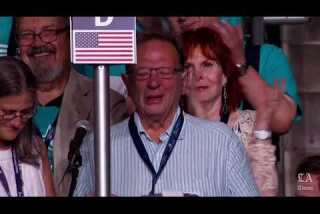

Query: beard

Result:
[30,62,64,83]
[26,45,66,83]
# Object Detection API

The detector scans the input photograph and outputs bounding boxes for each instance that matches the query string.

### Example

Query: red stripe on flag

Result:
[98,32,132,35]
[98,36,132,39]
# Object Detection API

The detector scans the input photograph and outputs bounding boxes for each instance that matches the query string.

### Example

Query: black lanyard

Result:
[0,147,24,197]
[128,111,184,196]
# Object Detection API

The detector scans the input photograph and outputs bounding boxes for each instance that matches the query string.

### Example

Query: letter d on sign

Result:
[95,17,114,26]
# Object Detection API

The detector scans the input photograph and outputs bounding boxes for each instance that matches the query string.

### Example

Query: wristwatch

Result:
[254,130,272,140]
[235,63,249,76]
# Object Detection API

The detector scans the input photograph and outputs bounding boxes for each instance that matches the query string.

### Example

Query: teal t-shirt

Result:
[33,106,60,171]
[0,16,12,56]
[33,95,62,172]
[219,16,243,26]
[33,106,60,138]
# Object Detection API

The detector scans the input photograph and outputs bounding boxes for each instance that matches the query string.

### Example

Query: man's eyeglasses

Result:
[130,67,184,80]
[0,107,36,122]
[16,27,68,46]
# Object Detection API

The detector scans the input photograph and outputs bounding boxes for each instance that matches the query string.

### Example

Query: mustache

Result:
[27,45,56,56]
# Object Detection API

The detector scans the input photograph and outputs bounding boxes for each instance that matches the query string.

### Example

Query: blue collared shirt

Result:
[74,107,259,196]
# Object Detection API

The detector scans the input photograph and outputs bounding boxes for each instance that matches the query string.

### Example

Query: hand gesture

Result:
[255,80,286,130]
[210,20,246,64]
[168,17,219,36]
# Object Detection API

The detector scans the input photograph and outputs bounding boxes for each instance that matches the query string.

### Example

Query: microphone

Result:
[68,120,91,162]
[67,120,91,196]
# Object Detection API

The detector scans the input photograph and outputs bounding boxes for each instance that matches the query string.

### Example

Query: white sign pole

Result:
[94,65,110,197]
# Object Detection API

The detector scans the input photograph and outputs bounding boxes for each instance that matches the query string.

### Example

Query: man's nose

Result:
[147,70,161,89]
[32,34,45,46]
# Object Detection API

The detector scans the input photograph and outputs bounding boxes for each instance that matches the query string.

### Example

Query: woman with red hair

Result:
[182,27,280,196]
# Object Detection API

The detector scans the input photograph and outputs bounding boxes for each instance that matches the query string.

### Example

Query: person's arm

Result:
[239,67,297,134]
[36,137,56,196]
[208,20,297,134]
[246,82,287,196]
[247,139,278,196]
[247,113,278,196]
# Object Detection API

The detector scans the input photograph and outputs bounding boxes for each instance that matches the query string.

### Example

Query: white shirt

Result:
[0,148,46,197]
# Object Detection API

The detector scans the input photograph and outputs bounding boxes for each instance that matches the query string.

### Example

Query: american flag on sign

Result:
[72,30,135,64]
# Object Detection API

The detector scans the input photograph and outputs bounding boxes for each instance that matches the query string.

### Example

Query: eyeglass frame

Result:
[128,66,185,80]
[15,27,68,46]
[0,106,37,123]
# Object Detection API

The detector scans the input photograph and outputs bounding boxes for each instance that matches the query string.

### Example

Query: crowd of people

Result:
[0,16,314,197]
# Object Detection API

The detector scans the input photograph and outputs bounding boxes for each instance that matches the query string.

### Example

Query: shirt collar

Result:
[0,147,12,161]
[133,106,185,141]
[40,94,63,107]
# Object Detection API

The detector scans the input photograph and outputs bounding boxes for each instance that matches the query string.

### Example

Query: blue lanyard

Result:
[0,147,24,197]
[128,111,184,196]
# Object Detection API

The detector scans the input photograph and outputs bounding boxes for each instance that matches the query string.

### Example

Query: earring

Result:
[222,85,228,114]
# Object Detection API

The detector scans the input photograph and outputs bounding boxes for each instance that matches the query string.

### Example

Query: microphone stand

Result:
[94,65,110,197]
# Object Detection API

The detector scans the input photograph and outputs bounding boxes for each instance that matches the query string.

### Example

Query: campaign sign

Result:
[70,17,136,64]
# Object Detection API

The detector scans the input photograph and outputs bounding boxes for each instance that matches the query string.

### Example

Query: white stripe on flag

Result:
[0,44,8,48]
